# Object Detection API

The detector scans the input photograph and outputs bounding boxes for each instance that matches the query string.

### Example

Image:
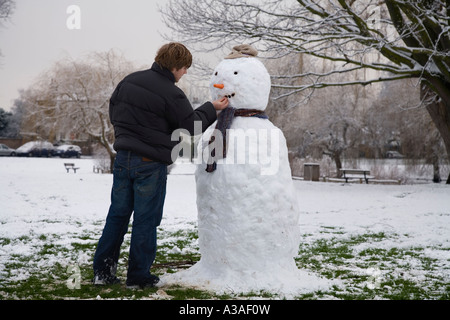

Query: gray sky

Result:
[0,0,172,111]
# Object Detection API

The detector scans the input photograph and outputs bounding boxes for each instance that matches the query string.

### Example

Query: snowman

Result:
[161,45,330,295]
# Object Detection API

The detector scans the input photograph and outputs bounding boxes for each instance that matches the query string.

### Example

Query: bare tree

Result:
[21,50,136,171]
[312,85,367,176]
[0,0,14,21]
[161,0,450,183]
[366,78,446,181]
[0,0,15,59]
[267,53,444,179]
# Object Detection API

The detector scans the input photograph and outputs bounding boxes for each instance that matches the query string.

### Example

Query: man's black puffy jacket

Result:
[109,62,217,164]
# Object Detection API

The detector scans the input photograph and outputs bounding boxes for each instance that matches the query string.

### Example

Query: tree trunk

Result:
[432,161,441,183]
[427,102,450,183]
[334,152,343,178]
[421,80,450,184]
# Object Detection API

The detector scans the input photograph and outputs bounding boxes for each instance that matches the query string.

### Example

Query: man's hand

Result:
[212,97,229,111]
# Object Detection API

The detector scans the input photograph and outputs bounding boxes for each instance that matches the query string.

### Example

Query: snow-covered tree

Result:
[161,0,450,183]
[0,0,14,20]
[21,50,136,171]
[0,0,15,58]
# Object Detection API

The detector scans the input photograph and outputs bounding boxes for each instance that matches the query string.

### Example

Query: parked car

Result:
[16,141,56,157]
[0,144,16,156]
[386,151,404,159]
[55,145,82,158]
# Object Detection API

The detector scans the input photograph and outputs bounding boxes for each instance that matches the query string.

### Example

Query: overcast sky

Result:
[0,0,173,111]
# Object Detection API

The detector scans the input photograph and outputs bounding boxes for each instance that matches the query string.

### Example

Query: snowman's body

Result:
[162,46,330,295]
[192,116,302,293]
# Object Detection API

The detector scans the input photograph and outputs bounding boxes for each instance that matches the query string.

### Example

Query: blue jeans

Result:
[93,151,167,283]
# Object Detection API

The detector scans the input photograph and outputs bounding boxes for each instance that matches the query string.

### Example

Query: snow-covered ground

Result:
[0,157,449,298]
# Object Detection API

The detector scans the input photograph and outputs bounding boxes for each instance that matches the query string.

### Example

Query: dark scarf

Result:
[205,108,269,173]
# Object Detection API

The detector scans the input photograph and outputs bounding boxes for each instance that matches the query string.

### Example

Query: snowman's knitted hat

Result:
[225,44,258,59]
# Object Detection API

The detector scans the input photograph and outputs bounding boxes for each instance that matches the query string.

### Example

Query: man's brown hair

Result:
[155,42,192,71]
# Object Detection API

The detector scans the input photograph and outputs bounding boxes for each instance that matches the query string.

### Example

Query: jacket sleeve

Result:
[165,90,217,135]
[108,80,123,124]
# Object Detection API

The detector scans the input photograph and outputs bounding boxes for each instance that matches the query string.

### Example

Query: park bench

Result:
[64,163,80,173]
[340,169,374,184]
[93,166,105,174]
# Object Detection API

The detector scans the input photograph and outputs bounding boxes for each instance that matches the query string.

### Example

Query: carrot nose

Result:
[213,84,224,89]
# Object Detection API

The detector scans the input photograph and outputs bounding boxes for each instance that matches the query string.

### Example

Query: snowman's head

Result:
[210,45,271,111]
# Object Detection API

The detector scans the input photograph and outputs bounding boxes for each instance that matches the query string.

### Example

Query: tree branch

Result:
[271,73,418,100]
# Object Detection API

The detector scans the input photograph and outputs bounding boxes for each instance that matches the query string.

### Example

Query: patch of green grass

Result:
[0,226,208,300]
[1,226,449,300]
[295,231,449,299]
[0,237,11,246]
[164,285,215,300]
[155,227,200,268]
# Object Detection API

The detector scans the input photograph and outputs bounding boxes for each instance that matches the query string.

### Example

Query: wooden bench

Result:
[64,163,80,173]
[340,169,374,184]
[93,166,105,174]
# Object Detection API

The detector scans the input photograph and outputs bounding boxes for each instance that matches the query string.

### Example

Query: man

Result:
[93,42,228,289]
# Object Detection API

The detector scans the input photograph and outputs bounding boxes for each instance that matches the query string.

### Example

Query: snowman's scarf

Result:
[206,107,269,173]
